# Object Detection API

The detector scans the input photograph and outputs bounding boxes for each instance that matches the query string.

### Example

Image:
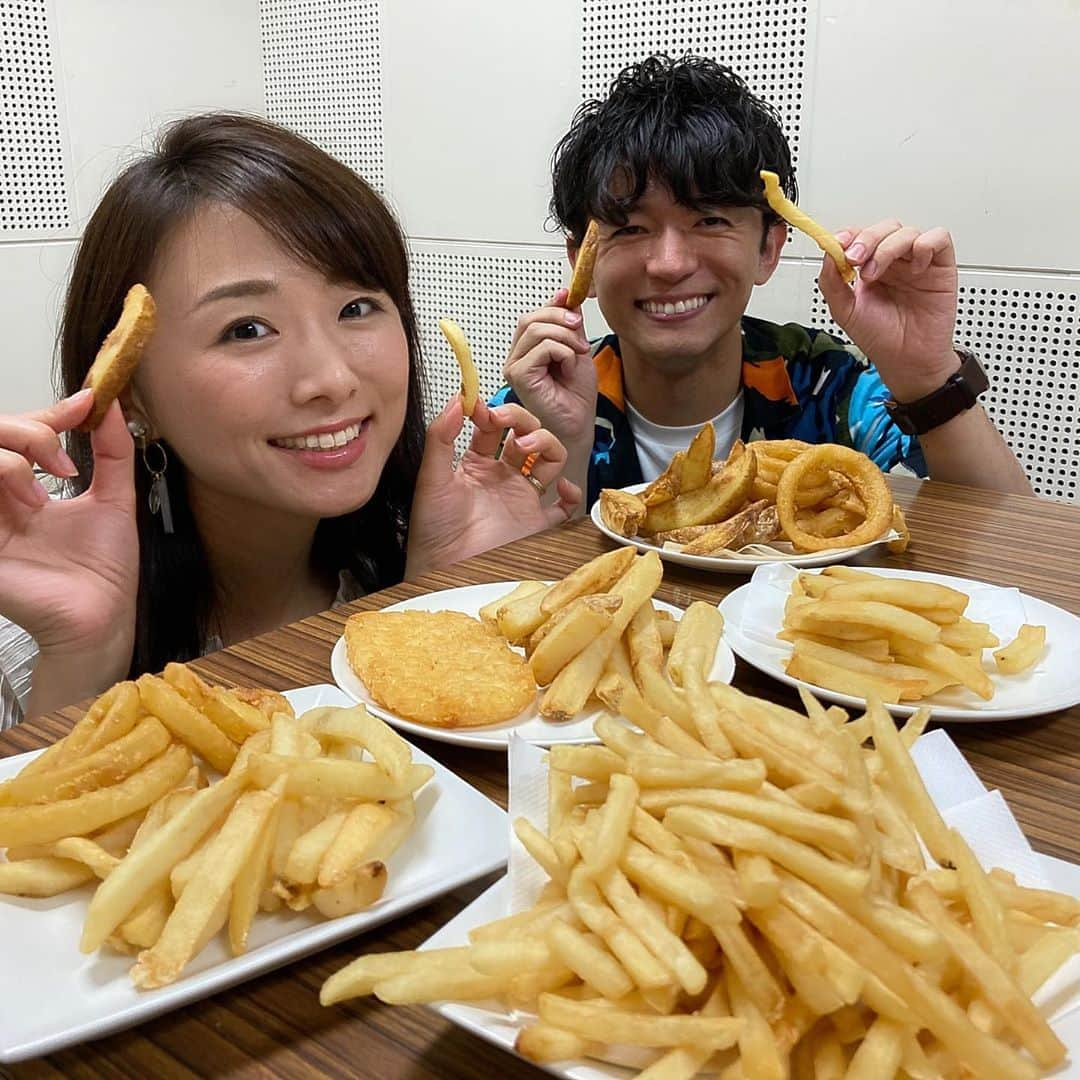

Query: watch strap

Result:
[884,348,989,437]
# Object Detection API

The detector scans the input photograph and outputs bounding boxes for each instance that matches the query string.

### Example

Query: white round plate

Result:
[719,566,1080,721]
[331,582,736,750]
[590,482,891,574]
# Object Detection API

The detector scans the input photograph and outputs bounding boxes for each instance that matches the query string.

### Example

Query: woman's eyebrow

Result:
[191,278,278,312]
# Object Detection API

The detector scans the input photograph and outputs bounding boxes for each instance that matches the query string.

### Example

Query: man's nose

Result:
[646,227,698,281]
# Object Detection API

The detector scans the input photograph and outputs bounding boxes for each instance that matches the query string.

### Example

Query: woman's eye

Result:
[341,298,375,319]
[223,319,271,342]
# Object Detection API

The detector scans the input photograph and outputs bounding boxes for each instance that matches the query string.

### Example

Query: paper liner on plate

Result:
[662,527,903,560]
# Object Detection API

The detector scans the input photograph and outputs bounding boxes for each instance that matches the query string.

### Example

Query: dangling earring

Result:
[127,419,174,535]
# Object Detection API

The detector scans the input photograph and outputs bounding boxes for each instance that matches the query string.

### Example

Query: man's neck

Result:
[620,324,744,426]
[188,483,335,645]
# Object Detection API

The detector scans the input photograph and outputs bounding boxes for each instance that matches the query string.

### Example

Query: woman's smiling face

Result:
[132,202,411,522]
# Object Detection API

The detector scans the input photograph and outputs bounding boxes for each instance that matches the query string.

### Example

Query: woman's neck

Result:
[188,483,336,646]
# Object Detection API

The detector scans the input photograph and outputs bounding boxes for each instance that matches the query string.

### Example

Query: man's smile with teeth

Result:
[639,295,711,315]
[271,421,363,450]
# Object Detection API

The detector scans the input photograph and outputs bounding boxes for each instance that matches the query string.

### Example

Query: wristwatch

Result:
[883,347,989,437]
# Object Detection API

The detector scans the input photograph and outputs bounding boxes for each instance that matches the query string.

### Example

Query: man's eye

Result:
[341,298,376,319]
[223,319,270,342]
[610,225,644,238]
[699,215,733,228]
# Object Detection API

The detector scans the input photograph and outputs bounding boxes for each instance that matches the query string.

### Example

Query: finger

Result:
[510,305,585,353]
[544,476,583,526]
[818,257,856,325]
[0,447,49,509]
[514,320,591,359]
[835,228,856,247]
[512,428,568,491]
[24,386,94,432]
[0,414,80,477]
[86,400,137,508]
[842,219,903,267]
[909,227,954,275]
[417,396,465,487]
[860,226,922,282]
[504,340,590,389]
[470,402,541,457]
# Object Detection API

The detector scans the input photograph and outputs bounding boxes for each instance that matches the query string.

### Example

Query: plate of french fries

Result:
[320,680,1080,1079]
[591,432,905,573]
[720,565,1080,721]
[0,680,506,1064]
[330,549,736,749]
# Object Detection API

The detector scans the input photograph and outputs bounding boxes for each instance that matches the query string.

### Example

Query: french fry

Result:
[249,754,432,801]
[541,547,636,616]
[0,856,96,896]
[665,602,724,686]
[478,580,546,630]
[530,596,620,686]
[131,786,282,988]
[994,624,1046,674]
[136,675,238,773]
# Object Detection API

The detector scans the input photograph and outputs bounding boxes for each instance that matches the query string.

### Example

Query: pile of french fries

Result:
[322,677,1079,1079]
[0,664,429,988]
[479,548,725,726]
[598,429,903,557]
[781,567,1047,704]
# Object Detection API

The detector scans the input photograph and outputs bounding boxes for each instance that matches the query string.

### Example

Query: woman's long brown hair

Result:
[58,113,426,676]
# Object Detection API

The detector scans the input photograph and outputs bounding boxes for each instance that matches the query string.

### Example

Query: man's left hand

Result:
[819,219,960,402]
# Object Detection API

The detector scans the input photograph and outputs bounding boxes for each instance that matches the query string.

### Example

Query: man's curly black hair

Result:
[550,54,796,246]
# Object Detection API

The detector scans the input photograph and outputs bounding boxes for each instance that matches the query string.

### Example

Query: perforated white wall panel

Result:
[806,271,1080,503]
[581,0,808,168]
[260,0,384,188]
[0,0,71,236]
[408,242,566,449]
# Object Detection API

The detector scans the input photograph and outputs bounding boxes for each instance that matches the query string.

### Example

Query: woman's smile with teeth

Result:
[272,422,362,450]
[640,295,710,315]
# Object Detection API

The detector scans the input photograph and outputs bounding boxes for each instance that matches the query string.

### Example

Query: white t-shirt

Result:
[626,393,746,482]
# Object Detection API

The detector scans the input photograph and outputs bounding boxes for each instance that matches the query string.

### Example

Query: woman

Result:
[0,113,579,723]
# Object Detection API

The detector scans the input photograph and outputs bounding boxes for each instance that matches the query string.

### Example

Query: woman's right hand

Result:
[0,390,140,714]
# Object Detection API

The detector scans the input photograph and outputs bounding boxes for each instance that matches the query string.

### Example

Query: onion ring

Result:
[776,444,893,552]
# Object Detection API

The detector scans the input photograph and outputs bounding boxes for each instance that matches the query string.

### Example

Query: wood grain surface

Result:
[4,476,1079,1079]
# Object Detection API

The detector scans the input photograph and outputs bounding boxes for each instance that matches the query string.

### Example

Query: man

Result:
[496,55,1031,508]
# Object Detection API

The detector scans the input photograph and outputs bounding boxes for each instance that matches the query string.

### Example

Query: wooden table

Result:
[5,476,1080,1079]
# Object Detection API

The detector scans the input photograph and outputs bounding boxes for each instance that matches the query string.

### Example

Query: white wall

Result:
[1,0,265,413]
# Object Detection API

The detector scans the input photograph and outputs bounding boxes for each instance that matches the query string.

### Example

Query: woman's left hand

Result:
[405,398,582,579]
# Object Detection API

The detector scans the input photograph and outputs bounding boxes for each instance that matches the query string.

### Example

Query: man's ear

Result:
[755,221,787,286]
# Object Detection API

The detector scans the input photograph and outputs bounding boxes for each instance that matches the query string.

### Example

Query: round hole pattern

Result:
[260,0,384,189]
[809,278,1079,503]
[409,246,566,454]
[0,0,71,233]
[581,0,807,171]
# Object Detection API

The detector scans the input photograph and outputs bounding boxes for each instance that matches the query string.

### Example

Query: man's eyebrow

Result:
[192,278,278,311]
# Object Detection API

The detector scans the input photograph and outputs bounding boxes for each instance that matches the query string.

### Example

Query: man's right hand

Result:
[0,392,140,714]
[504,288,597,446]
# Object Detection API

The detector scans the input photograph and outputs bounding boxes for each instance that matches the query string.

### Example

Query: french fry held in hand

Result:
[0,668,428,989]
[438,317,481,414]
[322,680,1078,1079]
[778,567,1049,704]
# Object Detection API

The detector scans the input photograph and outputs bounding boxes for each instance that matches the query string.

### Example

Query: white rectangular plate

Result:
[0,684,507,1064]
[425,859,1080,1079]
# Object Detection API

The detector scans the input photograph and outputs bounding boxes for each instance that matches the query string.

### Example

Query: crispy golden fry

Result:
[665,602,723,686]
[542,546,636,616]
[79,283,156,430]
[759,171,855,284]
[477,579,546,631]
[136,676,238,773]
[641,440,757,536]
[0,744,192,849]
[0,856,96,896]
[0,717,170,807]
[680,422,716,494]
[530,596,620,686]
[250,755,432,801]
[566,219,599,308]
[994,624,1046,674]
[438,317,480,413]
[598,487,647,537]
